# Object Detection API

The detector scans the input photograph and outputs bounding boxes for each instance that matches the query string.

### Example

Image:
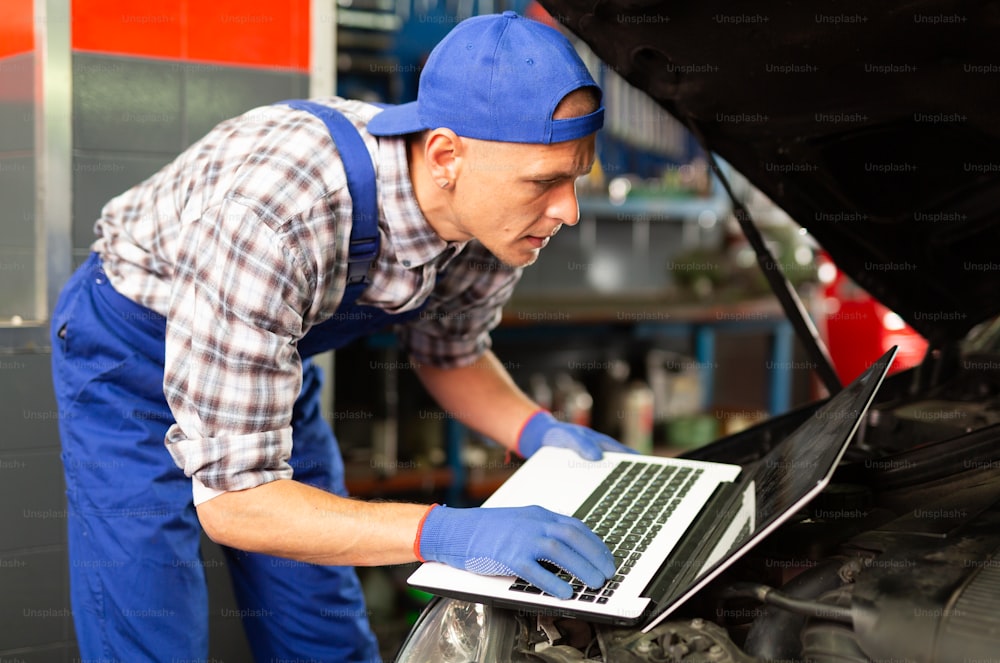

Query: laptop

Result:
[408,347,897,628]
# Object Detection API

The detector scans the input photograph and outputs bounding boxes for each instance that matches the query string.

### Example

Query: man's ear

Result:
[424,128,462,187]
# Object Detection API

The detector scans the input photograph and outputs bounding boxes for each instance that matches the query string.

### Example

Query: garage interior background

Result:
[0,0,925,661]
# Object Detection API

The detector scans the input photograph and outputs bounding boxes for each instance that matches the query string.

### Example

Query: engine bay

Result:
[510,360,1000,662]
[395,351,1000,663]
[517,471,1000,663]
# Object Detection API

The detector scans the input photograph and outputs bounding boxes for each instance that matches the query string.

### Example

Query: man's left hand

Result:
[517,410,638,461]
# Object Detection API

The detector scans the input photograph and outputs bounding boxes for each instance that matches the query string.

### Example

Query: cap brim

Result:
[366,101,427,137]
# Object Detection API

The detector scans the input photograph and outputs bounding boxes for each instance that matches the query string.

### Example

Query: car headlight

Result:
[395,597,526,662]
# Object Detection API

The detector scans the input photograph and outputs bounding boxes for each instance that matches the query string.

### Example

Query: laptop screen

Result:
[751,348,890,525]
[645,346,896,628]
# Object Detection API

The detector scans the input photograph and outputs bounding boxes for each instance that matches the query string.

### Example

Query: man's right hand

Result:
[414,504,616,599]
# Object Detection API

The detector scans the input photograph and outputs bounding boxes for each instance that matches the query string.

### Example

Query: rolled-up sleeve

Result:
[163,198,315,492]
[398,242,523,368]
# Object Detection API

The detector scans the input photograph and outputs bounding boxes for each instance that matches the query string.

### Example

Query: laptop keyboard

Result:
[509,461,702,602]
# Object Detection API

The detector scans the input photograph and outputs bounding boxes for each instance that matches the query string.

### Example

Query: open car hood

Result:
[539,0,1000,345]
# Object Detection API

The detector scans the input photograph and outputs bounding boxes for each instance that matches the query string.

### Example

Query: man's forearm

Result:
[196,479,430,566]
[196,350,539,563]
[413,350,540,452]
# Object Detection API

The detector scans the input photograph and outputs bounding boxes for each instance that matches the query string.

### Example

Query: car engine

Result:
[400,348,1000,663]
[498,360,1000,662]
[396,350,1000,663]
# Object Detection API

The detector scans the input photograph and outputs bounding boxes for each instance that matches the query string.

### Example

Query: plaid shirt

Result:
[93,97,522,493]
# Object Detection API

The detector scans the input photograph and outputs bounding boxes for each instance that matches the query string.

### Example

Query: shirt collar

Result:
[377,136,468,269]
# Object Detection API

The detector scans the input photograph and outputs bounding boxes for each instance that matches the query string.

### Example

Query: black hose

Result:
[741,559,848,660]
[721,582,853,624]
[800,586,870,663]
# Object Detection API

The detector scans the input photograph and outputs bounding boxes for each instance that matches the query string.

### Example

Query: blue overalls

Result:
[50,101,421,663]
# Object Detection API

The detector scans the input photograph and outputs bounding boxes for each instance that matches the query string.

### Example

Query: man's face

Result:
[449,134,596,268]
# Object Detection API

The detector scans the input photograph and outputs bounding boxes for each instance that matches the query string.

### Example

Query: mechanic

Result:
[50,11,629,663]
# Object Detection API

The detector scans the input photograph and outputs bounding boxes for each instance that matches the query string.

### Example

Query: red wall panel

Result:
[0,0,35,57]
[72,0,309,71]
[187,0,309,71]
[73,0,184,60]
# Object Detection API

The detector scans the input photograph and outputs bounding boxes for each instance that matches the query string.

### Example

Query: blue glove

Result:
[518,410,638,460]
[416,504,616,599]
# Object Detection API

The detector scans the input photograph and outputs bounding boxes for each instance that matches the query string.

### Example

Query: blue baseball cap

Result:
[366,11,604,144]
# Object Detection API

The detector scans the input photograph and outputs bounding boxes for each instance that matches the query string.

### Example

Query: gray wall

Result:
[1,354,73,662]
[1,50,307,662]
[71,54,310,261]
[0,51,37,321]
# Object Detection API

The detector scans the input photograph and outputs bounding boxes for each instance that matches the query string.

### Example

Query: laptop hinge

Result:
[640,478,747,624]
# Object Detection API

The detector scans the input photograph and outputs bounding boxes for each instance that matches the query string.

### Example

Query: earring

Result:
[439,180,451,189]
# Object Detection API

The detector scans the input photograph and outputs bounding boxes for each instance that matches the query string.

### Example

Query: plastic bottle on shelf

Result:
[596,358,631,438]
[552,372,593,428]
[528,372,553,411]
[620,381,655,454]
[566,382,594,428]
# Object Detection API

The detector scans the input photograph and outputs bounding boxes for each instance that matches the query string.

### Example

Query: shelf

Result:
[501,294,787,327]
[577,191,731,223]
[359,297,801,501]
[462,467,523,501]
[345,466,453,497]
[344,464,520,502]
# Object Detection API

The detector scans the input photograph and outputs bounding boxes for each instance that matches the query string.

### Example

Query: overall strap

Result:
[281,100,379,306]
